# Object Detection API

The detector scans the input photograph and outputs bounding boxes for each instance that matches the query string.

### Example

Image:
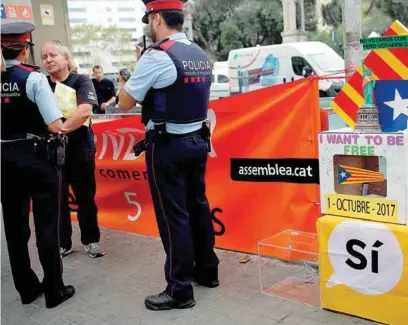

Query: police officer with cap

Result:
[1,22,75,308]
[119,0,219,311]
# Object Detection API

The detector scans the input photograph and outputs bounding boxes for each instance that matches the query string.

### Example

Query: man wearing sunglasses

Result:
[119,0,219,311]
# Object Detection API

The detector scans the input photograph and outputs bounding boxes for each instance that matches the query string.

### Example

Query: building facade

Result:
[68,0,145,74]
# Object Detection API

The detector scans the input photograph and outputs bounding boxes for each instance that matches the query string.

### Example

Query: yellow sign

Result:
[317,215,408,325]
[55,82,90,127]
[325,194,399,223]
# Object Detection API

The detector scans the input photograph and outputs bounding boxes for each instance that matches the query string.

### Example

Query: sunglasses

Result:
[52,40,64,46]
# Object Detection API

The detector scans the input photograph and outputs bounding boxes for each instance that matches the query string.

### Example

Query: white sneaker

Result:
[85,243,105,258]
[60,247,73,258]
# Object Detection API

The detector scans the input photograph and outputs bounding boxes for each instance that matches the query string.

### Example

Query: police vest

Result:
[141,39,212,125]
[1,64,48,140]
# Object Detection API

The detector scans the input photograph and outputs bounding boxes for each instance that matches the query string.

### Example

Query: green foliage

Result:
[191,0,407,62]
[362,3,394,36]
[193,0,325,61]
[305,0,318,32]
[319,0,406,58]
[321,0,408,29]
[71,24,133,53]
[71,24,136,71]
[193,0,283,61]
[192,0,243,60]
[375,0,408,26]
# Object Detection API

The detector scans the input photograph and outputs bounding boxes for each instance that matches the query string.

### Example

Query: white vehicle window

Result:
[291,56,310,76]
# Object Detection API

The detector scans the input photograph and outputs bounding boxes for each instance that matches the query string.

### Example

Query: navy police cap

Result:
[141,0,188,24]
[1,22,35,45]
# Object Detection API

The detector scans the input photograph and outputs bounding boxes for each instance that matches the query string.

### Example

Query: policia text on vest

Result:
[231,158,320,184]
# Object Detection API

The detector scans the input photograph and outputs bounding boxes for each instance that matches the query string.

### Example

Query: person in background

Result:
[1,22,75,308]
[70,59,79,73]
[92,65,116,114]
[119,0,219,311]
[41,41,105,259]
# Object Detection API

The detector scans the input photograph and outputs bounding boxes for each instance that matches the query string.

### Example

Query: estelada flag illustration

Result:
[338,165,384,185]
[330,20,408,127]
[375,80,408,132]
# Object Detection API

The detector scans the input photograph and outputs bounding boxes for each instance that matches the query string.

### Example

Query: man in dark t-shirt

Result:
[47,72,97,159]
[42,41,105,259]
[92,65,116,114]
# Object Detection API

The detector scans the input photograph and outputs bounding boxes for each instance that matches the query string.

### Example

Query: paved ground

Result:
[2,223,381,325]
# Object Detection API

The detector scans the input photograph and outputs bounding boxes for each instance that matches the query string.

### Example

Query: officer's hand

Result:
[101,103,108,111]
[136,45,142,60]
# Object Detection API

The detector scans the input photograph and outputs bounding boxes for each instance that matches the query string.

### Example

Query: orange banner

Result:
[72,79,322,254]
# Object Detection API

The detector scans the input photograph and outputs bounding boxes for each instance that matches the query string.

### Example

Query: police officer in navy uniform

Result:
[1,22,75,308]
[119,0,219,311]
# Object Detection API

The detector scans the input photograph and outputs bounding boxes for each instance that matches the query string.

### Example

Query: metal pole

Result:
[342,0,363,80]
[299,0,305,32]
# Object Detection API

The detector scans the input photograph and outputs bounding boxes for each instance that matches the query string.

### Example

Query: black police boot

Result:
[195,277,220,288]
[144,292,195,311]
[45,285,75,309]
[194,268,219,288]
[21,283,43,304]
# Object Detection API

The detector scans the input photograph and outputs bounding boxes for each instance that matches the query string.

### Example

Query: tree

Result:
[319,0,402,57]
[309,27,344,57]
[375,0,408,26]
[193,0,244,60]
[71,24,136,71]
[362,3,393,36]
[304,0,318,32]
[193,0,283,61]
[322,0,408,30]
[220,0,283,57]
[71,24,133,52]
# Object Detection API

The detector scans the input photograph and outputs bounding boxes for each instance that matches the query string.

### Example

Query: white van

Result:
[228,41,345,97]
[210,61,230,99]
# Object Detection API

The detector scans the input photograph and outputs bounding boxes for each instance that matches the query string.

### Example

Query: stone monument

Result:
[281,0,308,43]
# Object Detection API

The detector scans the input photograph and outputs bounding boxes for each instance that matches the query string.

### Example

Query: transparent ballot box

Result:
[258,230,320,306]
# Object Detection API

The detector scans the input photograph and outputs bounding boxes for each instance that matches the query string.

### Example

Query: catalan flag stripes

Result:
[338,165,384,185]
[330,20,408,127]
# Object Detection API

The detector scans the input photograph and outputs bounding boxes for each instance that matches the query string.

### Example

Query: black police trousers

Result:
[146,131,219,300]
[1,144,66,303]
[59,158,100,249]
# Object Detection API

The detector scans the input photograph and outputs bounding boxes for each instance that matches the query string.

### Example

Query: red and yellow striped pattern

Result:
[330,20,408,127]
[339,165,384,184]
